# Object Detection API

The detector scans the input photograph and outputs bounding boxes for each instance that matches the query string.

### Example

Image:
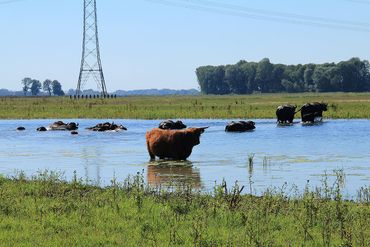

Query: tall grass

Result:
[1,92,370,119]
[0,170,368,246]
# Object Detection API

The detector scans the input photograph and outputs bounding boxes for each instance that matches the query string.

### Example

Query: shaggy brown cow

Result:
[146,127,208,160]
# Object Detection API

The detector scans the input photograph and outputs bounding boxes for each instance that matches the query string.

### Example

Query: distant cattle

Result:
[158,120,187,130]
[86,122,127,132]
[49,121,79,131]
[146,127,208,160]
[36,127,47,132]
[16,127,25,131]
[300,102,328,123]
[276,104,297,124]
[225,121,255,132]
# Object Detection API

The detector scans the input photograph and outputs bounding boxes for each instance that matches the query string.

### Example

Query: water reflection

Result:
[82,147,102,185]
[147,161,202,189]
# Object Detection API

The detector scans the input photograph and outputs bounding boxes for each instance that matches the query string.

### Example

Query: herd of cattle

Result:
[15,102,328,160]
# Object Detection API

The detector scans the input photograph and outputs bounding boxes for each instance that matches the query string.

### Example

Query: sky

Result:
[1,0,370,92]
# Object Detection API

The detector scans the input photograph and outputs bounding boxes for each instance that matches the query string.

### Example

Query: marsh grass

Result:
[1,92,370,119]
[0,170,368,246]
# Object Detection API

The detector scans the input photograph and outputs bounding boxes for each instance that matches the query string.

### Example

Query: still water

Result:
[0,119,369,197]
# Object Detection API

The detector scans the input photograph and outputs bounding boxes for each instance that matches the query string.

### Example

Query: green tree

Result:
[43,79,52,96]
[313,66,332,92]
[21,77,32,96]
[240,62,257,93]
[30,80,41,96]
[52,80,65,96]
[255,58,273,92]
[303,64,316,91]
[225,64,246,94]
[338,58,370,92]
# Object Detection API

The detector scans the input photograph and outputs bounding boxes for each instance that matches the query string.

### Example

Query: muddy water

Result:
[0,119,369,197]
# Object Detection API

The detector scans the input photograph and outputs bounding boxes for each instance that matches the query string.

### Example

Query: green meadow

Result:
[1,92,370,119]
[0,171,369,246]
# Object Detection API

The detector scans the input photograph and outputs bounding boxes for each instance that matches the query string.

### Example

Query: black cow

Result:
[16,127,26,131]
[158,120,187,130]
[276,104,297,124]
[86,122,127,132]
[36,127,47,132]
[300,102,328,123]
[225,121,255,132]
[49,121,79,131]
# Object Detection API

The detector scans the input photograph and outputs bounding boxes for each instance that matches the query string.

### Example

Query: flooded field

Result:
[0,119,369,197]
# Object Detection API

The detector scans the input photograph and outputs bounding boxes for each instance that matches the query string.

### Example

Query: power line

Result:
[195,0,370,28]
[0,0,26,5]
[144,0,370,32]
[343,0,370,4]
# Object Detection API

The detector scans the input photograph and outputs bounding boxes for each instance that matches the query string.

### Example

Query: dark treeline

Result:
[196,58,370,94]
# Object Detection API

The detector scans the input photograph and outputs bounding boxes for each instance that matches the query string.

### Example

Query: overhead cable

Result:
[144,0,370,32]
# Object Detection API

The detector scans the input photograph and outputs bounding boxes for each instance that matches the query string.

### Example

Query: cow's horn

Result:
[197,126,209,133]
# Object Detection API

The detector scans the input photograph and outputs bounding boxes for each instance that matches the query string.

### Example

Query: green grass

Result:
[1,92,370,119]
[0,171,369,246]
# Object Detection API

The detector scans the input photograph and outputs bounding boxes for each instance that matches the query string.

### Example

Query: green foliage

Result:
[0,171,368,246]
[197,58,370,94]
[51,80,65,96]
[43,79,52,96]
[30,80,41,96]
[21,77,32,96]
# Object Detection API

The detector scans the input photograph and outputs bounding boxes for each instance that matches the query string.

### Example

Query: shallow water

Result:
[0,119,369,197]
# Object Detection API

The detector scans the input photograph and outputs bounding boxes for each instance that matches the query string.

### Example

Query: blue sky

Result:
[1,0,370,92]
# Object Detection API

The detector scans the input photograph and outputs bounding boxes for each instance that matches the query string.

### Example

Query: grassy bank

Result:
[1,92,370,119]
[0,171,369,246]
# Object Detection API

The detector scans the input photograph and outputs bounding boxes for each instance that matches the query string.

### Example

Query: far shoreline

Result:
[1,92,370,119]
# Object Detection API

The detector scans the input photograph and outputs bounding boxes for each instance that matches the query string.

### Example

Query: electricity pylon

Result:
[76,0,107,96]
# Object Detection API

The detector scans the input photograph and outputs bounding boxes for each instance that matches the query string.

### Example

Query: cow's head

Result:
[185,127,208,146]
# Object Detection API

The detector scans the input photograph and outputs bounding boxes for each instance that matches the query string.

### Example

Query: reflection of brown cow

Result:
[145,127,208,160]
[147,164,201,189]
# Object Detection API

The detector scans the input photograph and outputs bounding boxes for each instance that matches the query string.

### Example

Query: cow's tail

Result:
[294,107,303,114]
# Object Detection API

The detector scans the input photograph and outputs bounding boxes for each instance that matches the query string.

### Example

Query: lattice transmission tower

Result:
[77,0,107,96]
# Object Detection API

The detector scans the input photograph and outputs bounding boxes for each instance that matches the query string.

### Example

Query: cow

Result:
[300,102,328,123]
[146,127,208,160]
[49,121,79,131]
[86,122,127,132]
[225,121,255,132]
[158,120,187,130]
[16,127,25,131]
[276,104,297,124]
[36,127,47,132]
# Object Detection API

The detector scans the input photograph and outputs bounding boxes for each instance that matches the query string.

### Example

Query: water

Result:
[0,119,369,197]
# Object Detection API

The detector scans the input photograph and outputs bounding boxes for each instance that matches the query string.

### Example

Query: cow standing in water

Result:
[300,102,328,123]
[276,104,297,124]
[145,127,208,160]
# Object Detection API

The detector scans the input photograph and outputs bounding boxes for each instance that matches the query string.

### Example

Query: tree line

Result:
[21,78,65,96]
[196,57,370,94]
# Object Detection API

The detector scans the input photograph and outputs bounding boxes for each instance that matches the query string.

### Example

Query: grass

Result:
[0,170,368,246]
[1,92,370,119]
